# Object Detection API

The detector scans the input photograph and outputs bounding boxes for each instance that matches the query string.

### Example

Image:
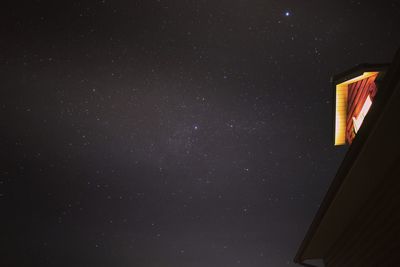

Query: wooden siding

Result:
[346,74,378,144]
[335,85,348,145]
[324,158,400,267]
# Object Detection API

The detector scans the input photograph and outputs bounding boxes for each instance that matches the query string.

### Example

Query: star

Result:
[285,11,291,17]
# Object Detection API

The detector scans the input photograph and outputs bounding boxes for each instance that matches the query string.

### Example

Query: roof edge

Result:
[331,63,389,85]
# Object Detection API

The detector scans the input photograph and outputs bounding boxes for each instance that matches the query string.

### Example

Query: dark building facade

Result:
[294,49,400,267]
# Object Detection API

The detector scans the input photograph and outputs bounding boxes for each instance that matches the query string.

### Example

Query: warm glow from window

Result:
[334,72,378,146]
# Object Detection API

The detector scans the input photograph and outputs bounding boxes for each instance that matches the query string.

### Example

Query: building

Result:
[294,49,400,267]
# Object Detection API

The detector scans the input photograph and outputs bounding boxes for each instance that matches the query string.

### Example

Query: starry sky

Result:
[2,1,400,266]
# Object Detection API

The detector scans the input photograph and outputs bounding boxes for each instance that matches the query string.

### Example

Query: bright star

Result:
[285,11,290,17]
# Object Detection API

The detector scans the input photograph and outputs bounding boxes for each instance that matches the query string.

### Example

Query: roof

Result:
[331,63,388,85]
[295,48,400,265]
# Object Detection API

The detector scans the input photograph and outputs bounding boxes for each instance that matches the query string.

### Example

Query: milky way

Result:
[2,1,400,266]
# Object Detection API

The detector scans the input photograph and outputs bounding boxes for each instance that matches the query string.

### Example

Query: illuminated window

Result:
[334,72,379,145]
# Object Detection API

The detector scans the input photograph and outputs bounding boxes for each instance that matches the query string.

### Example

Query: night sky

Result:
[2,1,400,266]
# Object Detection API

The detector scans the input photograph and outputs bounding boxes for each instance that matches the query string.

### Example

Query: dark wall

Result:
[324,157,400,266]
